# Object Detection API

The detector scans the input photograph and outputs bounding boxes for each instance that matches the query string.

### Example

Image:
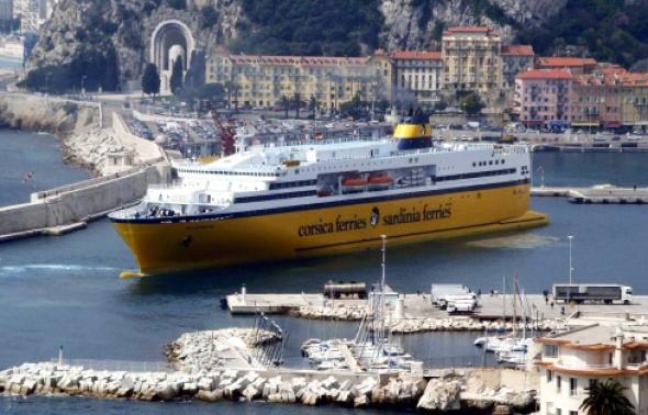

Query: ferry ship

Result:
[109,116,548,278]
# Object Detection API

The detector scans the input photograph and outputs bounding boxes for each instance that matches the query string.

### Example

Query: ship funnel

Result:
[393,114,433,150]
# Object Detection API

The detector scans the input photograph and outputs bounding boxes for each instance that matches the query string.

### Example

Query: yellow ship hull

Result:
[113,182,548,277]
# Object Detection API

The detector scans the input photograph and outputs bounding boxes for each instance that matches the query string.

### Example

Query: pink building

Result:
[513,69,572,127]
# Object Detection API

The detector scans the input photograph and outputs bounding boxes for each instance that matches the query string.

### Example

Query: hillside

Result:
[22,0,648,92]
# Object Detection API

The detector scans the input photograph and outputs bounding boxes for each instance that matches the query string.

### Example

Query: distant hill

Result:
[22,0,648,92]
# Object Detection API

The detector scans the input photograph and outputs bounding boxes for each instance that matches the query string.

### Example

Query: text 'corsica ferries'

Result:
[109,116,548,277]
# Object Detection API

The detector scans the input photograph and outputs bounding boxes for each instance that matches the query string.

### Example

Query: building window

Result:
[547,370,553,382]
[557,375,562,394]
[570,378,577,396]
[569,412,578,415]
[589,379,598,390]
[556,409,562,415]
[545,345,558,358]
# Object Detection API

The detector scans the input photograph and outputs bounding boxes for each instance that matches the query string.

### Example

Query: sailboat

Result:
[474,275,533,362]
[300,235,419,372]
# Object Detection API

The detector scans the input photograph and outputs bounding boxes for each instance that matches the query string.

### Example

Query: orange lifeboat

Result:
[368,173,393,190]
[341,177,368,193]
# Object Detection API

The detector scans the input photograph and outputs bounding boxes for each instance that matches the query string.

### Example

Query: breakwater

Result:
[0,93,170,241]
[0,328,537,414]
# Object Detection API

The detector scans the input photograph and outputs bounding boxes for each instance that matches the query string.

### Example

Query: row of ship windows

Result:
[182,169,279,177]
[472,159,505,167]
[236,168,517,203]
[436,168,516,182]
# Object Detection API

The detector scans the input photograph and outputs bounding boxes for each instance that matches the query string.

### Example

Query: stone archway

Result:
[150,20,195,94]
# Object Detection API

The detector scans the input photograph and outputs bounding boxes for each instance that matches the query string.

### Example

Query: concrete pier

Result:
[532,185,648,204]
[227,288,648,334]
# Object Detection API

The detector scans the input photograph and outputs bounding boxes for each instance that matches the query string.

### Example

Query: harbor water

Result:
[2,131,648,414]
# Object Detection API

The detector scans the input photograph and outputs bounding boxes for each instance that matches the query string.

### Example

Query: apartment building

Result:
[571,64,626,130]
[513,69,572,127]
[535,57,598,75]
[441,27,503,94]
[621,72,648,130]
[536,323,648,415]
[501,45,534,89]
[391,50,442,110]
[206,47,392,111]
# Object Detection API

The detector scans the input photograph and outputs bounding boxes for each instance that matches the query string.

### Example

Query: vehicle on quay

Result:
[552,283,633,305]
[108,114,548,277]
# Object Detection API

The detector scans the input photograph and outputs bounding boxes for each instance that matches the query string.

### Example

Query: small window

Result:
[547,370,553,382]
[570,378,577,396]
[557,375,562,393]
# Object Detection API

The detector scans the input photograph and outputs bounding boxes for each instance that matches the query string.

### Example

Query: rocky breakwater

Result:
[290,303,557,333]
[0,327,537,413]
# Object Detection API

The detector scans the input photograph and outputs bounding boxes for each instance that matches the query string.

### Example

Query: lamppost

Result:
[568,235,574,285]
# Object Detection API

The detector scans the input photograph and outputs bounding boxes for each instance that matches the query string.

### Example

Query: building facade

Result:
[571,65,626,130]
[536,323,648,415]
[441,27,503,94]
[535,57,598,75]
[621,73,648,130]
[391,50,442,111]
[206,47,392,111]
[501,45,534,89]
[513,69,572,127]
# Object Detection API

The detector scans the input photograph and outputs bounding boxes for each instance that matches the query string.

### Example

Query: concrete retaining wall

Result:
[0,165,167,239]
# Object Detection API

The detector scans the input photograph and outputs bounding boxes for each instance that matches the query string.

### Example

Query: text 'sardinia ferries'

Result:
[109,116,548,277]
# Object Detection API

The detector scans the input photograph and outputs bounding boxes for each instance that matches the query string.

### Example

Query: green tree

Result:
[293,92,301,118]
[142,63,160,98]
[309,95,317,119]
[166,0,186,10]
[458,91,485,115]
[280,95,289,118]
[169,57,184,95]
[199,6,219,30]
[580,379,634,415]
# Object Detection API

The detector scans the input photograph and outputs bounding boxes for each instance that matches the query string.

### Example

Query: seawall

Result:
[0,93,170,241]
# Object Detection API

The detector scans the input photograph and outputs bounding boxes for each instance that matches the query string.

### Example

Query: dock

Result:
[532,185,648,204]
[226,288,648,332]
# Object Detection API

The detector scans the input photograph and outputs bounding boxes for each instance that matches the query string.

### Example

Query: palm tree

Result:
[580,379,634,415]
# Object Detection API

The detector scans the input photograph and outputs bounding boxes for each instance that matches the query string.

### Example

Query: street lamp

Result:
[567,235,574,285]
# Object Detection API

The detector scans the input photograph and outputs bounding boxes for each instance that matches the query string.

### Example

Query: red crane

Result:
[207,102,236,156]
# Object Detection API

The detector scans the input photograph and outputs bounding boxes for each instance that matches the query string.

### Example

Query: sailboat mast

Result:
[380,234,387,348]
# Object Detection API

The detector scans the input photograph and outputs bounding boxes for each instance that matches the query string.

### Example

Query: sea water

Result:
[1,132,648,414]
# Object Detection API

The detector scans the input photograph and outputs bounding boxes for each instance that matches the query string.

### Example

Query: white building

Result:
[536,322,648,414]
[391,50,443,111]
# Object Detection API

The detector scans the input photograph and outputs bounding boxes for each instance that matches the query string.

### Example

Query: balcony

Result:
[553,360,616,371]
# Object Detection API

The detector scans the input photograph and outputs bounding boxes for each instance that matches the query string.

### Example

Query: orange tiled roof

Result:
[444,26,493,35]
[537,57,598,67]
[516,69,572,80]
[501,45,534,56]
[622,72,648,87]
[391,50,441,60]
[227,54,370,67]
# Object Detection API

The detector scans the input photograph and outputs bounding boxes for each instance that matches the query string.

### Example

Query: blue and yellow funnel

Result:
[393,114,433,150]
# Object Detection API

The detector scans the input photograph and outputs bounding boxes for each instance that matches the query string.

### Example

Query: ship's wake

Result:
[0,263,120,275]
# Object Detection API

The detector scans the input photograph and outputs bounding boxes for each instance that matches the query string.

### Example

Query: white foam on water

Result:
[0,263,120,275]
[465,234,558,250]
